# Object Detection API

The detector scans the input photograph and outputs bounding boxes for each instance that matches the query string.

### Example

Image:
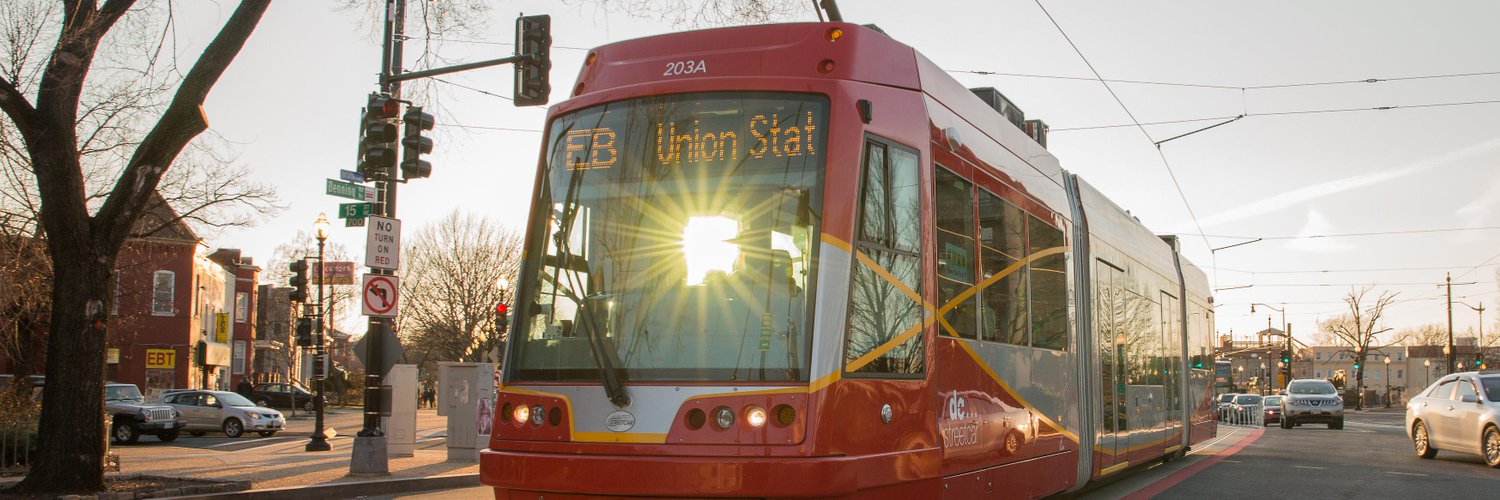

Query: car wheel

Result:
[223,418,244,438]
[111,422,140,444]
[157,431,179,442]
[1002,431,1022,455]
[1413,421,1438,459]
[258,431,277,438]
[256,398,270,408]
[1484,426,1500,468]
[303,399,316,412]
[190,431,206,437]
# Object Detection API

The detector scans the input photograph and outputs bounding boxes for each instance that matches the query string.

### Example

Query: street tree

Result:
[399,210,520,370]
[1317,287,1402,410]
[1398,323,1448,347]
[0,0,270,493]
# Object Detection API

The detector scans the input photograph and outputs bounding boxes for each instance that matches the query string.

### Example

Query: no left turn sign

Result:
[362,274,400,317]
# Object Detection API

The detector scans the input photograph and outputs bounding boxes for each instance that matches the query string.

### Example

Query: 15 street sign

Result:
[338,202,373,219]
[326,179,377,202]
[366,216,401,269]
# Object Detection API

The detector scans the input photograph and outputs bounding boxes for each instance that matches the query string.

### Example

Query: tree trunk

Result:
[14,233,113,493]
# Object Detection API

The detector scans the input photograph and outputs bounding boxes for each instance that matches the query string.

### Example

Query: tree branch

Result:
[94,0,269,248]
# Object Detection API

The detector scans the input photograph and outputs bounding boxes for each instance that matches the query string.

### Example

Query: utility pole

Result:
[1448,273,1456,374]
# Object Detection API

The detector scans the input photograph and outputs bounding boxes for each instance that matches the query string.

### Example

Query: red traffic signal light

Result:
[368,94,400,119]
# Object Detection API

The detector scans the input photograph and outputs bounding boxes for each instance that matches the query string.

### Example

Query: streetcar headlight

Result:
[744,405,767,429]
[513,404,530,424]
[713,406,735,430]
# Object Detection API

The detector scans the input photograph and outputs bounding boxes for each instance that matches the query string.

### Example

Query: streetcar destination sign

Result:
[338,202,373,219]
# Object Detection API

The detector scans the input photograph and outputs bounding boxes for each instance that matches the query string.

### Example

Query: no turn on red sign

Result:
[362,273,400,317]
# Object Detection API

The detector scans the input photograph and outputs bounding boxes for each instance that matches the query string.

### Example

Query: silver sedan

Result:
[1406,371,1500,467]
[163,390,286,438]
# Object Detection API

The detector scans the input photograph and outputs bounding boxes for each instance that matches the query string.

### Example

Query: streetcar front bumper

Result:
[480,447,935,498]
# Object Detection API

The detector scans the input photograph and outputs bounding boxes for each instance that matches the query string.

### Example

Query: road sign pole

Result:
[352,0,404,476]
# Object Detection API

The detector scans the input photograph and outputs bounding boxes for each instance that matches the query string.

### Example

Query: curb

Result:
[164,473,479,499]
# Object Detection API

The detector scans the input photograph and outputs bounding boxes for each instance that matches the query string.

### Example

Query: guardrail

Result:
[1219,403,1266,427]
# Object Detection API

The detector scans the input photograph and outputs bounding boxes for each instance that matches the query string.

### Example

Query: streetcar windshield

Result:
[511,92,827,383]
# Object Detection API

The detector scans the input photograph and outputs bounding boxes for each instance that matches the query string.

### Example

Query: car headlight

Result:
[138,409,153,422]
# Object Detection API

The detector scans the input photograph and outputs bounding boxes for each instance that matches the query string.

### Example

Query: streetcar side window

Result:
[844,139,924,375]
[977,189,1027,345]
[1029,216,1067,350]
[935,167,978,339]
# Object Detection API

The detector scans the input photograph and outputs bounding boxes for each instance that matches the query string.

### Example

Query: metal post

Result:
[308,233,331,452]
[352,0,404,475]
[1447,273,1455,374]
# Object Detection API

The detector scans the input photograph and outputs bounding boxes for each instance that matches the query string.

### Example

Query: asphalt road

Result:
[1153,410,1500,498]
[396,411,1500,499]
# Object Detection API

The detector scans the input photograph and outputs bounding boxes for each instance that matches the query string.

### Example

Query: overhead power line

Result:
[1217,265,1486,275]
[949,68,1500,91]
[1031,0,1211,256]
[1052,98,1500,132]
[1194,225,1500,242]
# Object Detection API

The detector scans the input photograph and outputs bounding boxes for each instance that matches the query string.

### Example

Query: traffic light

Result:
[1477,353,1485,369]
[1353,361,1360,370]
[514,14,551,106]
[288,260,309,302]
[1280,350,1291,364]
[295,317,314,347]
[494,302,510,334]
[400,106,434,179]
[359,93,401,178]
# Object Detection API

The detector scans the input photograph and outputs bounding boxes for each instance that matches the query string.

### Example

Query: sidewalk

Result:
[109,409,479,497]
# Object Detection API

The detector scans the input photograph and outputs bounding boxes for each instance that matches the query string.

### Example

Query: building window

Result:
[1316,370,1322,378]
[152,270,175,316]
[1316,351,1322,360]
[1398,369,1404,379]
[235,292,249,323]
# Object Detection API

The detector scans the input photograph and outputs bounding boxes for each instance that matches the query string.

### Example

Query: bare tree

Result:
[1317,287,1402,410]
[578,0,813,27]
[399,210,521,371]
[0,0,270,493]
[1399,323,1448,347]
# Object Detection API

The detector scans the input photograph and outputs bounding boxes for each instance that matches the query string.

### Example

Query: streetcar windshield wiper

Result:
[548,116,631,408]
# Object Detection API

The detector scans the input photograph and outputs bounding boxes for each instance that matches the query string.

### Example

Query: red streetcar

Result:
[482,21,1216,499]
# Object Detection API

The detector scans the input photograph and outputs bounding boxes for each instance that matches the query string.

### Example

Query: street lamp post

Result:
[1384,356,1391,408]
[1424,359,1432,388]
[1251,303,1292,387]
[306,213,332,452]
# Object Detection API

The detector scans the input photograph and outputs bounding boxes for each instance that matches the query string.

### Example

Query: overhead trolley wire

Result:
[1031,0,1212,257]
[1050,98,1500,132]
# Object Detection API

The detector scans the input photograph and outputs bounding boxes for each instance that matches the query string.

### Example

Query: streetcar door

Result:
[1160,291,1183,454]
[1094,259,1127,474]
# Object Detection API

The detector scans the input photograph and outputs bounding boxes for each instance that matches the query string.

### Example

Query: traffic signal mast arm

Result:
[381,55,530,84]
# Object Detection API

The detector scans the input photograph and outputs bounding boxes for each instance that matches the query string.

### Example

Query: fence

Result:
[0,423,36,473]
[1219,404,1266,427]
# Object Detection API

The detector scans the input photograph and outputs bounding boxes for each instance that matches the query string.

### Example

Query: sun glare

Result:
[683,215,740,286]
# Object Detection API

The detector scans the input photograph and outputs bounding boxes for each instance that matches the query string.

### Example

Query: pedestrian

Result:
[423,386,436,409]
[236,374,255,398]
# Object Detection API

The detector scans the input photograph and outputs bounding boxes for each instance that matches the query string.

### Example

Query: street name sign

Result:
[346,217,366,227]
[366,216,401,270]
[327,179,377,202]
[338,202,373,219]
[361,273,400,317]
[340,169,367,183]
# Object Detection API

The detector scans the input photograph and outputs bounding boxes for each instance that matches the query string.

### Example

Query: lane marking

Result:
[1122,428,1263,500]
[1386,471,1428,477]
[1294,465,1326,470]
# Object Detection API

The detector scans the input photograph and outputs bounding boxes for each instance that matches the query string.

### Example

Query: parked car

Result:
[1261,395,1283,426]
[1225,394,1263,424]
[250,382,321,412]
[162,390,285,438]
[1406,371,1500,467]
[1216,393,1240,420]
[105,383,186,444]
[1281,379,1343,429]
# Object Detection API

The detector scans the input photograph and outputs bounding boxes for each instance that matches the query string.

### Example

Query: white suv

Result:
[1280,379,1344,430]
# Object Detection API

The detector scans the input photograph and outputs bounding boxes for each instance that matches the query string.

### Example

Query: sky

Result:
[168,0,1500,346]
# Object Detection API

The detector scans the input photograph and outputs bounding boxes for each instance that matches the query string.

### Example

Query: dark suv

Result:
[106,383,186,443]
[1281,379,1344,430]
